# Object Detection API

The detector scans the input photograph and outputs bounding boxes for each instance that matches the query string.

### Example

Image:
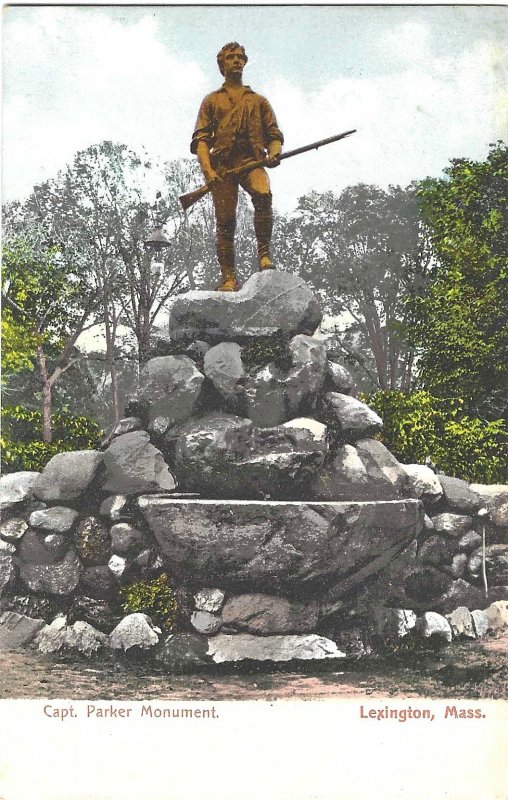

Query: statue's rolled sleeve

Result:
[190,98,214,154]
[261,98,284,146]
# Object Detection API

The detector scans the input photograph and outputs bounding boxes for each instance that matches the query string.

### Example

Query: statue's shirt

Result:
[191,84,283,165]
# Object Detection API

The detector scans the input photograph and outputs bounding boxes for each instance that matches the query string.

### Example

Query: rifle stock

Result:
[179,129,356,211]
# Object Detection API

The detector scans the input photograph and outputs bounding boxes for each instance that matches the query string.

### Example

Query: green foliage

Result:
[120,574,178,631]
[409,143,508,418]
[1,405,102,474]
[362,391,508,483]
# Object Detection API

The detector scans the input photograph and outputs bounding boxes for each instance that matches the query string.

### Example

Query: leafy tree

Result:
[410,142,508,419]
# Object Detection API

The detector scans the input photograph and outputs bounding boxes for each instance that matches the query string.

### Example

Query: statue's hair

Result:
[217,42,248,76]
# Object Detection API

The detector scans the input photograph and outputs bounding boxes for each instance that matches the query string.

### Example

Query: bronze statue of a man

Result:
[191,42,284,291]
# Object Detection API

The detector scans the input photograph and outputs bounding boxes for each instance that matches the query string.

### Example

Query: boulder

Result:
[470,485,508,527]
[437,475,482,513]
[416,612,453,644]
[75,516,111,565]
[194,588,226,613]
[458,531,482,552]
[207,633,345,663]
[449,553,468,578]
[0,517,28,543]
[35,616,107,656]
[322,393,383,442]
[155,633,212,670]
[0,594,61,624]
[312,445,373,501]
[172,413,326,499]
[245,363,287,427]
[190,610,221,635]
[0,541,16,555]
[402,465,443,504]
[418,535,456,567]
[110,523,147,556]
[41,534,68,562]
[484,600,508,631]
[284,335,327,415]
[19,529,65,565]
[99,495,131,522]
[108,554,128,580]
[446,606,475,639]
[0,472,40,512]
[355,439,410,495]
[103,431,176,495]
[138,356,204,434]
[433,579,485,615]
[221,593,319,635]
[33,451,103,502]
[325,361,354,394]
[19,550,82,595]
[167,270,322,343]
[0,611,45,651]
[80,566,117,600]
[203,342,246,407]
[109,613,160,651]
[431,513,473,537]
[282,418,327,444]
[29,506,79,534]
[468,544,508,584]
[68,596,123,634]
[138,497,422,595]
[374,608,417,643]
[100,417,143,449]
[471,609,489,638]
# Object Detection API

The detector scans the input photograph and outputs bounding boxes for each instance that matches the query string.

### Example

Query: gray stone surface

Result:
[431,513,473,537]
[103,431,176,495]
[0,555,16,597]
[109,613,161,650]
[0,517,28,543]
[374,608,417,642]
[138,497,422,595]
[68,596,123,634]
[471,609,489,638]
[282,418,327,444]
[434,579,484,615]
[99,495,131,522]
[108,554,128,579]
[35,616,108,656]
[285,335,327,416]
[245,363,287,427]
[470,485,508,526]
[155,633,212,670]
[29,506,79,534]
[446,606,475,639]
[75,516,110,566]
[437,474,482,513]
[403,465,443,504]
[207,633,345,663]
[326,361,354,394]
[167,270,322,343]
[194,588,226,613]
[468,544,508,584]
[449,553,468,578]
[0,541,16,555]
[139,356,204,434]
[418,535,455,567]
[172,413,326,499]
[312,445,373,501]
[322,393,383,441]
[416,611,453,643]
[110,523,147,555]
[203,342,246,406]
[484,600,508,631]
[0,611,45,651]
[19,529,64,565]
[0,594,60,624]
[355,439,410,495]
[80,566,117,600]
[101,417,143,449]
[41,534,68,561]
[19,550,82,595]
[491,503,508,529]
[33,451,103,502]
[0,472,40,512]
[221,593,319,635]
[190,610,222,635]
[458,531,483,552]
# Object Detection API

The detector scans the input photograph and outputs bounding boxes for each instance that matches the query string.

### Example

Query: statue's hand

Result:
[266,151,281,168]
[205,169,223,186]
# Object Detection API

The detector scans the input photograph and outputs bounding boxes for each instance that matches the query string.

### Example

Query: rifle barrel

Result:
[279,129,356,162]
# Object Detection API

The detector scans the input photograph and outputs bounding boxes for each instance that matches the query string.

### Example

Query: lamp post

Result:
[143,191,171,277]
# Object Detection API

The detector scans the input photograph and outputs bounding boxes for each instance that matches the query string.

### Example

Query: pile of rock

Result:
[0,271,506,668]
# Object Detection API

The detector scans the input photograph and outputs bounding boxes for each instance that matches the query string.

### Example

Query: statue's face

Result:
[222,47,246,79]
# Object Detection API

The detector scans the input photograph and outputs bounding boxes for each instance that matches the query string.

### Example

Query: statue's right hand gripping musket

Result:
[179,129,357,211]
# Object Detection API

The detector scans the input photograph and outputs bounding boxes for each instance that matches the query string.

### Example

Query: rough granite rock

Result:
[35,616,107,656]
[312,445,372,501]
[355,439,410,495]
[80,566,117,600]
[190,610,222,635]
[108,554,128,580]
[100,417,143,449]
[245,363,287,427]
[29,506,79,534]
[41,534,68,562]
[203,342,246,407]
[194,588,226,613]
[103,431,176,495]
[458,531,483,552]
[68,596,123,634]
[448,553,468,578]
[0,611,46,651]
[446,606,476,639]
[0,472,40,513]
[138,497,422,595]
[19,529,66,565]
[416,611,453,644]
[471,609,489,637]
[0,517,28,543]
[0,541,16,555]
[374,608,417,642]
[282,418,327,444]
[322,393,383,441]
[431,513,473,537]
[221,593,319,635]
[155,633,212,670]
[110,523,147,556]
[75,516,111,566]
[325,361,354,394]
[468,544,508,584]
[207,633,345,663]
[284,335,327,416]
[418,535,456,567]
[167,270,322,343]
[172,413,326,499]
[99,495,131,522]
[138,356,205,434]
[19,550,82,595]
[109,613,161,650]
[469,485,508,527]
[437,474,482,513]
[433,579,485,615]
[484,600,508,631]
[403,465,443,504]
[0,594,61,624]
[33,452,103,503]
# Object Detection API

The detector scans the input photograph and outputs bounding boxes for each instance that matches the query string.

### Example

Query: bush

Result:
[119,574,178,631]
[361,391,508,483]
[1,405,102,474]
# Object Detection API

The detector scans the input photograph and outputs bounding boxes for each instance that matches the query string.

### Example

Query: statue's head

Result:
[217,42,248,76]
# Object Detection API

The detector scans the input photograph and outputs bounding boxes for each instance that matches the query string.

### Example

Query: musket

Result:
[179,128,357,211]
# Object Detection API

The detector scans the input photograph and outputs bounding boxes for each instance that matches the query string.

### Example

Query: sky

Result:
[3,4,507,215]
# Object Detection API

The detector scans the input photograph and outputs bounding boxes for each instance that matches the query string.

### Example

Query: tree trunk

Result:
[36,346,53,443]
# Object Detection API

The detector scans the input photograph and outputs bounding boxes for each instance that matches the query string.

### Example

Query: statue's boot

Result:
[254,196,275,270]
[216,229,240,291]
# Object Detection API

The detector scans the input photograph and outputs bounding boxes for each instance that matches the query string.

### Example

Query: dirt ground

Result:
[1,631,507,701]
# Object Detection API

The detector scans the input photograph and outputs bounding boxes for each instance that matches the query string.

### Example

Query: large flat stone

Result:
[167,271,321,343]
[207,633,345,663]
[137,497,423,595]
